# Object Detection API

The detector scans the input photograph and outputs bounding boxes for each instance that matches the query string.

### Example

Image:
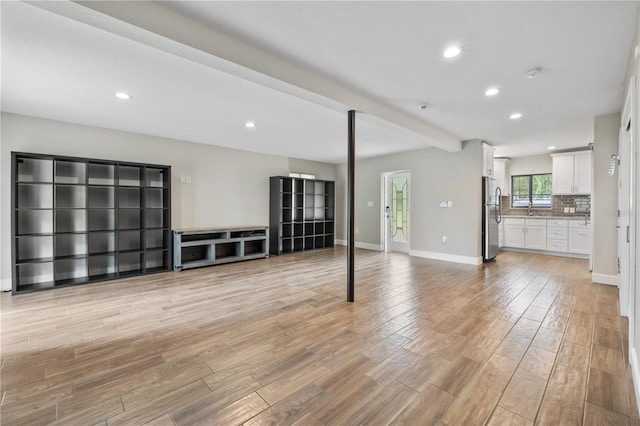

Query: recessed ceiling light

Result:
[525,67,543,79]
[485,87,500,97]
[245,122,256,128]
[547,146,556,150]
[509,113,523,120]
[114,92,131,100]
[443,45,461,58]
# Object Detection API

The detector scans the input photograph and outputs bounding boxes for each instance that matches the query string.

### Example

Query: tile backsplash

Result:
[500,195,591,217]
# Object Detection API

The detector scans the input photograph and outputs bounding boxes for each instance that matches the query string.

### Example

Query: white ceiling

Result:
[2,1,638,162]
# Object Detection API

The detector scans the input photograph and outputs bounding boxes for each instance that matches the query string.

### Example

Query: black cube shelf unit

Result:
[269,176,334,255]
[11,152,171,294]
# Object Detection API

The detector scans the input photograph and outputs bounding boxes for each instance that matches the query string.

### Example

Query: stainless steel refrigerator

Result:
[482,177,502,261]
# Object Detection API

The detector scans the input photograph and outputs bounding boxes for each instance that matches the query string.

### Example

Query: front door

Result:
[384,171,410,253]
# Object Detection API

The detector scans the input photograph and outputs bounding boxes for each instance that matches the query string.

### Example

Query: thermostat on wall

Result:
[439,200,448,208]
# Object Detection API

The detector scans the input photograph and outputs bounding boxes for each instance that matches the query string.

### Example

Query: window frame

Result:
[511,173,552,209]
[289,172,315,179]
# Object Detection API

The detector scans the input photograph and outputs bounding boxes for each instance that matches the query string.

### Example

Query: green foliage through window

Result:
[511,174,552,208]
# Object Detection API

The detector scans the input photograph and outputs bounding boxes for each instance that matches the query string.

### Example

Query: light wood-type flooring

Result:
[1,248,639,425]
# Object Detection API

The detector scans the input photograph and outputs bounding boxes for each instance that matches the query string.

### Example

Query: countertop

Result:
[503,215,589,221]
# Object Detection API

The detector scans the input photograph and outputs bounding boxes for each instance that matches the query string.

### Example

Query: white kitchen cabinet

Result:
[504,223,525,248]
[551,152,592,195]
[524,219,547,250]
[547,219,568,252]
[482,143,495,178]
[493,158,510,195]
[503,218,546,249]
[574,153,592,194]
[568,221,591,254]
[552,155,574,194]
[502,217,589,257]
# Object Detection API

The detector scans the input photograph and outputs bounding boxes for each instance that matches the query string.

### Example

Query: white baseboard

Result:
[335,241,482,265]
[1,278,12,292]
[592,273,618,286]
[631,348,640,417]
[409,249,483,266]
[334,240,383,251]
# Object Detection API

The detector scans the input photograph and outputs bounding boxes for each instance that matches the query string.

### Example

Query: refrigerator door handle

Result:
[495,187,502,223]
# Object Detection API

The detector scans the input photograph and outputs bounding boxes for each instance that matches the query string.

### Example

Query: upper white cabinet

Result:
[574,153,592,194]
[493,158,510,195]
[482,143,495,177]
[551,152,592,195]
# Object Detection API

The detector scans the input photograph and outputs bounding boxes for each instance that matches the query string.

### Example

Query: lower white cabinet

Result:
[547,220,569,253]
[525,223,547,250]
[504,219,525,248]
[568,222,591,254]
[502,218,546,250]
[502,217,590,257]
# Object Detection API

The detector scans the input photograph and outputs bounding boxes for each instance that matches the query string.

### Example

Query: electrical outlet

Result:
[355,228,359,234]
[569,207,575,213]
[563,207,569,213]
[447,201,453,208]
[367,201,374,207]
[442,236,447,244]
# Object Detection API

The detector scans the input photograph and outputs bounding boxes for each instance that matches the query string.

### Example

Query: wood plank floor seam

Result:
[529,300,573,423]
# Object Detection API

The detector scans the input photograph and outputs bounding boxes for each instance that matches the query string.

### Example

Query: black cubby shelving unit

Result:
[11,152,171,294]
[269,176,334,255]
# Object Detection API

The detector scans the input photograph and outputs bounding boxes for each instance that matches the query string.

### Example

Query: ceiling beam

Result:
[31,0,461,152]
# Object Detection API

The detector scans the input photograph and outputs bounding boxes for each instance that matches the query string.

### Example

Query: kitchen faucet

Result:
[528,200,533,216]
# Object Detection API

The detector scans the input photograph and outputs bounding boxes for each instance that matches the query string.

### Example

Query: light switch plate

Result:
[563,207,569,213]
[367,201,374,207]
[447,201,453,208]
[569,207,575,213]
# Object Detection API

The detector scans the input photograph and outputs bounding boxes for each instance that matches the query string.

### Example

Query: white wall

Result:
[0,113,337,290]
[508,153,552,177]
[336,139,483,263]
[592,113,621,281]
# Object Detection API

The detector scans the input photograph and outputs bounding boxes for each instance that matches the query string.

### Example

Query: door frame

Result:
[621,75,639,413]
[619,123,632,318]
[381,170,411,253]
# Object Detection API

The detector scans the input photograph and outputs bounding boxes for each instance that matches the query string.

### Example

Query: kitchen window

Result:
[511,174,552,209]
